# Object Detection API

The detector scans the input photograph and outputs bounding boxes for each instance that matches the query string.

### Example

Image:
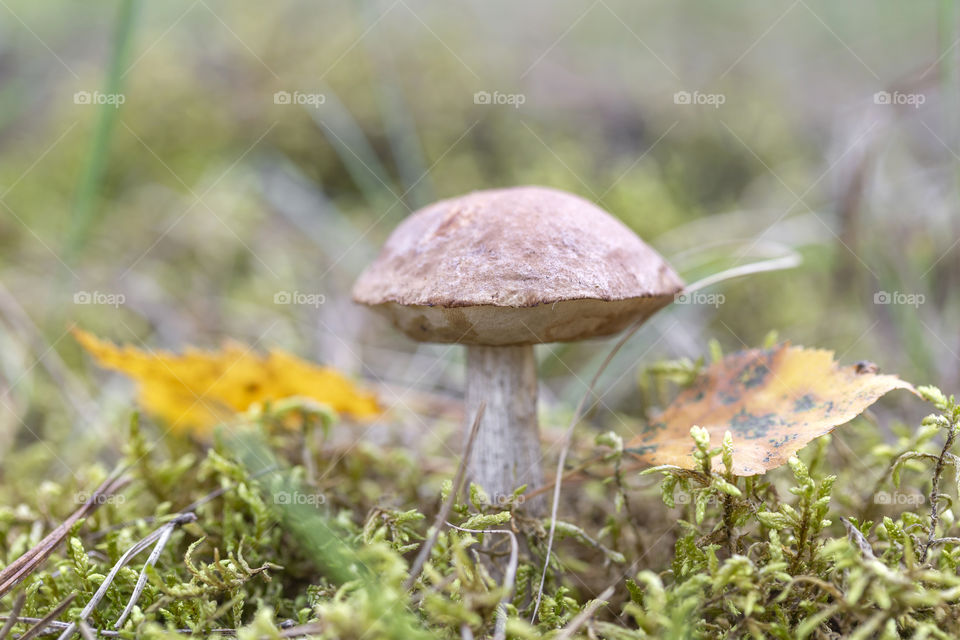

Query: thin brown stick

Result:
[404,403,485,591]
[19,595,76,640]
[0,618,246,638]
[0,473,129,600]
[0,594,25,640]
[923,425,957,562]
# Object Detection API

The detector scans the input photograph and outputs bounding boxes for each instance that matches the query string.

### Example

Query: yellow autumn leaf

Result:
[627,343,916,475]
[74,329,380,435]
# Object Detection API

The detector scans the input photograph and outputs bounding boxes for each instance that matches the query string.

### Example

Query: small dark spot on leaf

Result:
[719,391,740,405]
[626,444,659,456]
[768,434,798,449]
[642,421,667,435]
[794,394,816,412]
[739,360,770,389]
[730,409,779,439]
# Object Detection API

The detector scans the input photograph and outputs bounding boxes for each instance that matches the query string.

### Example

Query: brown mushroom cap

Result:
[352,186,684,346]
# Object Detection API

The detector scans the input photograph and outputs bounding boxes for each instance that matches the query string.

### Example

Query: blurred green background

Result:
[0,0,958,467]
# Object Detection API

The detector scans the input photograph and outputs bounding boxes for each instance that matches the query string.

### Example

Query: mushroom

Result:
[352,186,683,511]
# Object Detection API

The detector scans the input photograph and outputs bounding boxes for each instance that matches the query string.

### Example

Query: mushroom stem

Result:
[465,344,543,513]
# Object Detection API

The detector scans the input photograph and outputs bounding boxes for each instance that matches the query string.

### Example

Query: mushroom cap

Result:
[352,186,684,346]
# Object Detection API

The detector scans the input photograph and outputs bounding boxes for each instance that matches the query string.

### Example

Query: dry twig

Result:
[0,473,129,600]
[404,403,484,591]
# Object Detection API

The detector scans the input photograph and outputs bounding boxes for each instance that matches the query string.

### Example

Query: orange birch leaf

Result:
[627,343,916,475]
[73,329,380,435]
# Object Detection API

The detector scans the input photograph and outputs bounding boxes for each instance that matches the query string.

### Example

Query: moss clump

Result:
[2,373,960,638]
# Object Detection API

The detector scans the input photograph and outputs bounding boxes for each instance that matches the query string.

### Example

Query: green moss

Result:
[3,379,960,639]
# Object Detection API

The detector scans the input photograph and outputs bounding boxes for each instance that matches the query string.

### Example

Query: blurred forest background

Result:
[0,0,958,472]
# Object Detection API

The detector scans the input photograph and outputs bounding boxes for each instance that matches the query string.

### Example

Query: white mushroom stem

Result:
[464,344,543,512]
